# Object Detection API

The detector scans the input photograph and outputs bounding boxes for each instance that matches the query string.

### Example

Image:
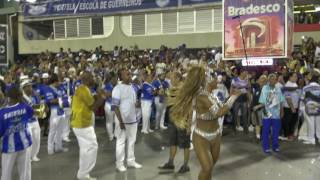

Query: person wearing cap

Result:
[152,72,170,130]
[0,85,33,180]
[36,72,51,137]
[21,79,42,162]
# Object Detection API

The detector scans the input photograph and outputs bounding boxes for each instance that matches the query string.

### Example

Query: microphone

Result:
[232,15,241,19]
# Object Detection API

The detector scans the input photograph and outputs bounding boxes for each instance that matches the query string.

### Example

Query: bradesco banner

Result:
[223,0,286,60]
[0,25,8,66]
[23,0,178,17]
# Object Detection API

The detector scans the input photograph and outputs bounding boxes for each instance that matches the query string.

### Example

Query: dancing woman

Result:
[170,66,240,180]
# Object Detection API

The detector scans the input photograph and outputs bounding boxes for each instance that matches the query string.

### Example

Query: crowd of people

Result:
[0,39,320,180]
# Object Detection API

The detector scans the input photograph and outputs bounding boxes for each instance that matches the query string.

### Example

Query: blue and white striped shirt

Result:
[24,93,40,123]
[141,82,154,101]
[0,103,33,153]
[43,86,64,116]
[104,83,113,104]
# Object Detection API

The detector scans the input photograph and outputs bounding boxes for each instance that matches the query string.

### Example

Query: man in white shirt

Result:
[112,69,142,172]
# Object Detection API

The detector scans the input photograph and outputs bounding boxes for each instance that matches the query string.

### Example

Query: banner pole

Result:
[235,17,248,66]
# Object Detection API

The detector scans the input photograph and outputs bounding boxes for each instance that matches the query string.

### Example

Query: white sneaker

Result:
[48,150,54,155]
[148,129,154,133]
[160,126,168,130]
[298,136,308,141]
[189,143,194,150]
[55,148,69,153]
[141,130,149,134]
[63,137,71,142]
[116,165,127,172]
[279,136,288,141]
[303,140,316,145]
[236,126,244,131]
[256,134,261,140]
[32,157,40,162]
[248,125,254,132]
[127,162,142,169]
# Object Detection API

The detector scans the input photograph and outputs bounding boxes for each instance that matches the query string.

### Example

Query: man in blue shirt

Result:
[34,73,51,137]
[43,74,67,155]
[0,85,33,180]
[22,79,42,162]
[259,74,285,154]
[103,72,118,141]
[59,75,72,142]
[152,73,170,130]
[141,73,156,134]
[132,76,142,127]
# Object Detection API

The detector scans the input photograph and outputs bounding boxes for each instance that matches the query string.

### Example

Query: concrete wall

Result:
[18,15,222,54]
[18,16,320,54]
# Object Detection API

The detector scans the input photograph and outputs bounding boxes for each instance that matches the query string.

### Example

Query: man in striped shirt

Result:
[0,85,33,180]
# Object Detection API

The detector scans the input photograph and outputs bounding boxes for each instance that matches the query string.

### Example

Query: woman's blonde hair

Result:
[170,65,206,129]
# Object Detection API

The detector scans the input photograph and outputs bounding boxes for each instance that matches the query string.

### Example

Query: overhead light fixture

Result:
[294,5,314,8]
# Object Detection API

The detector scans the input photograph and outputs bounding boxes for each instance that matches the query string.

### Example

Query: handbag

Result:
[305,101,320,116]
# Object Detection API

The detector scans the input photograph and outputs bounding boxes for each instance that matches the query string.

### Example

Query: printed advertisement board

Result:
[23,0,178,17]
[223,0,287,60]
[0,25,8,66]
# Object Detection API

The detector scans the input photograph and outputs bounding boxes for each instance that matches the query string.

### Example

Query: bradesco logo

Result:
[228,3,281,17]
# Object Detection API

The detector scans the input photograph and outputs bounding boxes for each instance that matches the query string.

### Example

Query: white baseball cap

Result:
[33,73,40,77]
[21,79,33,88]
[42,73,49,79]
[20,75,29,81]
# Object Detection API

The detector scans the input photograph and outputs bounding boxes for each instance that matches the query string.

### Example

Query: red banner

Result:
[223,0,289,60]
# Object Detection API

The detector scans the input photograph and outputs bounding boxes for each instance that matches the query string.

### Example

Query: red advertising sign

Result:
[223,0,292,60]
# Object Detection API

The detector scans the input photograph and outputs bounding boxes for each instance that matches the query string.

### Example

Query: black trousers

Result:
[282,107,298,137]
